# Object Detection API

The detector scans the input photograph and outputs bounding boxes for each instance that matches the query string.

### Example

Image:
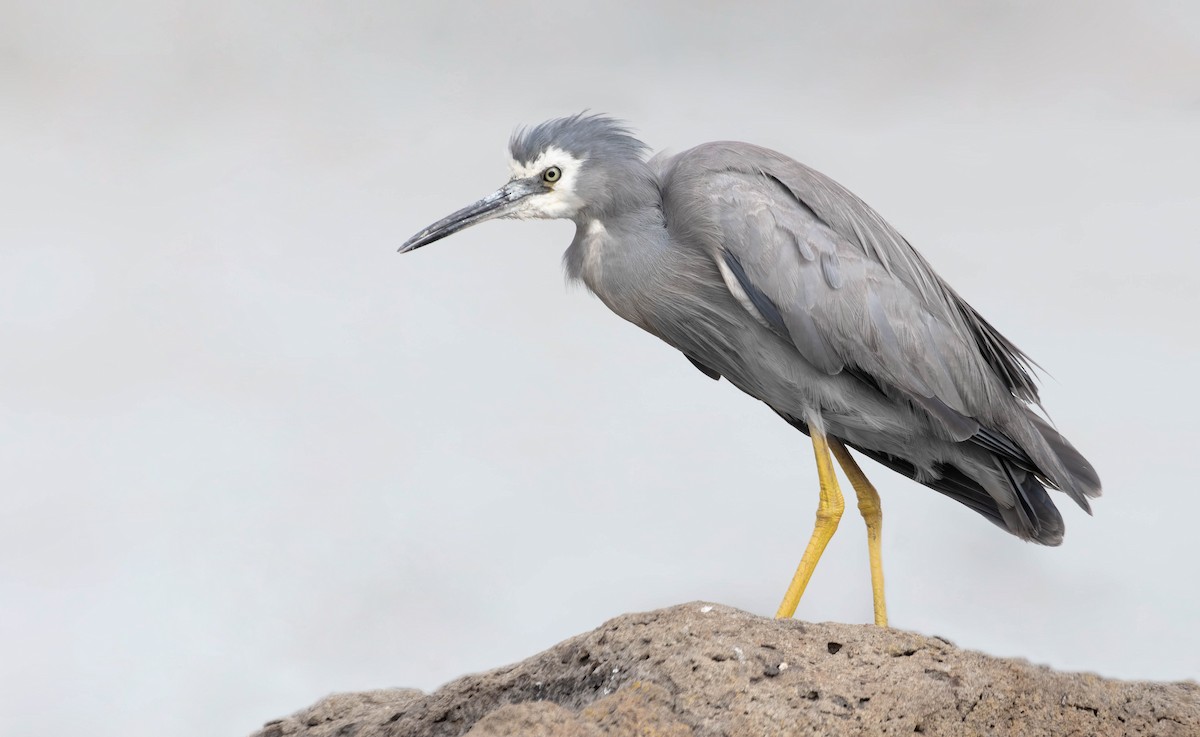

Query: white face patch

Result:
[504,145,587,220]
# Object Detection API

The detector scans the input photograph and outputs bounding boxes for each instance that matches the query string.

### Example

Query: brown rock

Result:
[463,701,600,737]
[251,602,1199,737]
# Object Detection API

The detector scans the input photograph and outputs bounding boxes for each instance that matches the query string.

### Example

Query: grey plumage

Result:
[511,114,649,170]
[401,113,1101,547]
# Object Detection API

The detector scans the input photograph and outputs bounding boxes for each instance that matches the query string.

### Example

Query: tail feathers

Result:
[842,441,1064,546]
[969,411,1099,516]
[1029,413,1102,504]
[920,398,1099,515]
[996,458,1065,545]
[773,409,1070,545]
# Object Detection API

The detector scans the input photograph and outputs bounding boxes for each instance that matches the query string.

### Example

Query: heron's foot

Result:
[776,430,844,619]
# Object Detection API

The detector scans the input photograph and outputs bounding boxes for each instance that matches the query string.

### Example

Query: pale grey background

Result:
[2,2,1198,736]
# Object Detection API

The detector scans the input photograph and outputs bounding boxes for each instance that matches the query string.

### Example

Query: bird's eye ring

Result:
[542,166,562,183]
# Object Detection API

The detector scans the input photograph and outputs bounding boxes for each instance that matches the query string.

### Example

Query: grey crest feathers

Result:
[509,113,649,167]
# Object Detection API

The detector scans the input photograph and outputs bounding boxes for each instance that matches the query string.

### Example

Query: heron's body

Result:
[401,114,1101,624]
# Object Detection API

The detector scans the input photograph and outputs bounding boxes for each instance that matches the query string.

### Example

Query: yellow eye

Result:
[542,166,562,183]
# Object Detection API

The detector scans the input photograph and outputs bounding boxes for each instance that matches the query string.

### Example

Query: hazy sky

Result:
[2,2,1198,736]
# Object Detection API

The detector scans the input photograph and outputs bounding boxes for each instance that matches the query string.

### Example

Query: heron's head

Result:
[400,114,649,253]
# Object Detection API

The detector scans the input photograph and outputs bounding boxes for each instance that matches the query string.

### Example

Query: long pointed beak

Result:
[399,177,544,253]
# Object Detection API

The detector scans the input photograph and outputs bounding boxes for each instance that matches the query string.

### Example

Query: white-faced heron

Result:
[400,114,1101,626]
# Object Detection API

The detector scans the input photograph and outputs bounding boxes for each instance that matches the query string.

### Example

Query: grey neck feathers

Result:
[576,158,661,224]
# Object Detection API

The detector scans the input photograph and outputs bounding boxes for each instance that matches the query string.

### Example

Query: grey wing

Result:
[746,145,1043,406]
[659,141,1099,509]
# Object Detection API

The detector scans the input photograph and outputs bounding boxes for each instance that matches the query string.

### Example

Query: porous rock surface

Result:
[253,602,1198,737]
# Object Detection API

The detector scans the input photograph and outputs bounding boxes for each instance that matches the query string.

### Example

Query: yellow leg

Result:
[829,439,889,627]
[776,429,845,619]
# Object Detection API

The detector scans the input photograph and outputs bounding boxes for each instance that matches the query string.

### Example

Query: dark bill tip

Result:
[399,178,542,253]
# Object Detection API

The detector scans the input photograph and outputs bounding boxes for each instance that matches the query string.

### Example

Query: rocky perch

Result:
[253,602,1198,737]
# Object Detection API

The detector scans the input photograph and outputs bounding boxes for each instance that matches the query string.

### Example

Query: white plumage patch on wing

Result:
[716,256,773,330]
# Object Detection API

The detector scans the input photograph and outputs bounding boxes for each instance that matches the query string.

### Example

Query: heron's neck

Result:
[563,187,670,328]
